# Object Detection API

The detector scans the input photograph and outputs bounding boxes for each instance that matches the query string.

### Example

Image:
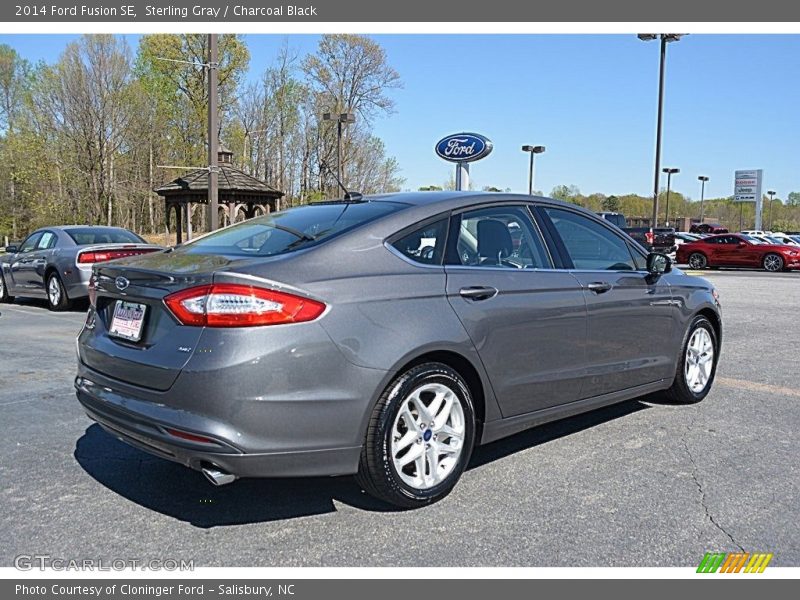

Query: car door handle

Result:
[587,281,613,294]
[459,286,498,301]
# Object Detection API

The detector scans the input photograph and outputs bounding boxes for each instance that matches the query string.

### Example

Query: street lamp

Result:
[767,190,776,230]
[323,112,356,192]
[639,33,684,229]
[662,167,680,227]
[521,145,546,195]
[697,175,709,223]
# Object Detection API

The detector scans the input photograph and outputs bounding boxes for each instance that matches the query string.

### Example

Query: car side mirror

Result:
[646,252,671,275]
[4,245,17,254]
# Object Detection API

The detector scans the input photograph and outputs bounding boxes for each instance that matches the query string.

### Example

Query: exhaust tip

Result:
[201,466,236,486]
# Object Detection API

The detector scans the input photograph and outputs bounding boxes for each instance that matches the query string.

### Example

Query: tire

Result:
[356,362,476,509]
[762,253,784,272]
[664,315,718,404]
[46,272,72,311]
[687,252,708,269]
[0,272,14,303]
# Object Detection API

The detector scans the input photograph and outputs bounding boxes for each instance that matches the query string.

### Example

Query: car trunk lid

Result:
[78,251,250,391]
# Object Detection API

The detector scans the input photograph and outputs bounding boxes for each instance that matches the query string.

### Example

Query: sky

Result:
[2,33,799,200]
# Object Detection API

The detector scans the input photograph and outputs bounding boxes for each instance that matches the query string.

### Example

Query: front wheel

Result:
[763,253,784,272]
[46,272,72,311]
[664,316,718,404]
[688,252,708,269]
[356,362,476,509]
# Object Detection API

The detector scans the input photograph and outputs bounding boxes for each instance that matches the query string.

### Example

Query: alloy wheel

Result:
[688,253,707,269]
[48,276,61,306]
[390,382,466,490]
[764,254,783,272]
[685,327,714,394]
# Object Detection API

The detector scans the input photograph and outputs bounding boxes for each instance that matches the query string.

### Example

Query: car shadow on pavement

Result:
[74,399,650,528]
[11,297,90,312]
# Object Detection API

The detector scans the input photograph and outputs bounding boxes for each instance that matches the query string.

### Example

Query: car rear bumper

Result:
[74,359,375,479]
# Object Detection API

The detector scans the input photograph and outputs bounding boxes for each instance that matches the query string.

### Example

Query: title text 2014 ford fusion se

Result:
[75,192,722,508]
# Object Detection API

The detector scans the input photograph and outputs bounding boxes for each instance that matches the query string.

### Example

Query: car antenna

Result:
[320,161,364,202]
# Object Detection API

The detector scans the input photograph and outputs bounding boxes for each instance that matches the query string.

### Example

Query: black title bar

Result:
[3,0,800,22]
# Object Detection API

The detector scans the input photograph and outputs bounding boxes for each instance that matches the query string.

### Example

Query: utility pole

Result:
[207,33,219,232]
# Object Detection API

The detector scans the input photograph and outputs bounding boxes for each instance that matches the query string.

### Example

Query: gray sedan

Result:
[75,192,722,508]
[0,226,161,310]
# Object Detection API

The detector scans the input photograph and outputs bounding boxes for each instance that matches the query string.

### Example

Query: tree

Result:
[32,35,136,225]
[302,34,402,195]
[602,194,620,212]
[551,184,581,203]
[419,185,443,191]
[787,191,800,207]
[0,44,32,238]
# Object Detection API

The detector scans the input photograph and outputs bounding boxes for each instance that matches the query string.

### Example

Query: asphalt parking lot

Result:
[1,269,798,567]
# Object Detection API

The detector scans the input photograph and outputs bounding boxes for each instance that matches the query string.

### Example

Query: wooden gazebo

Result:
[155,146,284,244]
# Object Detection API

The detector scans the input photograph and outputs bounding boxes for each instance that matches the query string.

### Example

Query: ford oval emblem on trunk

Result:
[435,133,493,163]
[115,276,130,291]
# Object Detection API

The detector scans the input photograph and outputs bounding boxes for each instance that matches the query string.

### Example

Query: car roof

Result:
[351,190,594,214]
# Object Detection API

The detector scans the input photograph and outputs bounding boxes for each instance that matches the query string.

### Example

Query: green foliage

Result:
[601,194,620,212]
[0,34,404,239]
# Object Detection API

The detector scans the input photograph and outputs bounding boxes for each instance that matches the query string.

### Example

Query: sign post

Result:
[734,169,763,230]
[435,133,493,191]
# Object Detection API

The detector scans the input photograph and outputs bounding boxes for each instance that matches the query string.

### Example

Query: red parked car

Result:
[677,233,800,272]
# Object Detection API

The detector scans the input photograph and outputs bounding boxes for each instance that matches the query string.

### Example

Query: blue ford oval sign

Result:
[435,133,493,163]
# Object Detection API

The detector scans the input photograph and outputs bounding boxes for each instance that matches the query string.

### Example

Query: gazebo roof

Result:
[155,165,284,199]
[155,145,283,203]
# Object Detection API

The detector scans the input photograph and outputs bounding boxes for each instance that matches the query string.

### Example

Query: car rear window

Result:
[184,201,407,257]
[66,228,145,245]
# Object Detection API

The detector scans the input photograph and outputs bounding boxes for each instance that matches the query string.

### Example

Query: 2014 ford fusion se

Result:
[75,192,722,508]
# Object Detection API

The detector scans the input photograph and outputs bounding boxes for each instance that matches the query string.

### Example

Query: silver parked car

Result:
[0,226,161,310]
[75,192,722,508]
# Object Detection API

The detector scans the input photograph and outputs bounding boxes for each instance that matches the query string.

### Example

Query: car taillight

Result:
[645,231,655,245]
[163,283,326,327]
[77,248,158,264]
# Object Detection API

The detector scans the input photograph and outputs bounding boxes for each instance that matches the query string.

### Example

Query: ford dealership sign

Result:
[435,133,493,163]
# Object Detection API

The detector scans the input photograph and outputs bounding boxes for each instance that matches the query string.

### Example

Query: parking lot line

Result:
[716,376,800,399]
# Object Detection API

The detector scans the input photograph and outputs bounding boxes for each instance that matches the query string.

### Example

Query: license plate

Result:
[109,301,147,342]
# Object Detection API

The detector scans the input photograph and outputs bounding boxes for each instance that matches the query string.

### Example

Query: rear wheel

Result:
[0,272,13,303]
[688,252,707,269]
[46,272,72,311]
[356,362,476,509]
[664,315,718,404]
[763,253,784,272]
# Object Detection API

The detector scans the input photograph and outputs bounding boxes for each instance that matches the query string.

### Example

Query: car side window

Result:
[391,218,448,266]
[446,205,551,269]
[37,231,57,250]
[543,207,637,271]
[18,232,43,253]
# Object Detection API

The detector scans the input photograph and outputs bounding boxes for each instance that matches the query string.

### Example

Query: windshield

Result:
[66,228,145,245]
[182,201,407,257]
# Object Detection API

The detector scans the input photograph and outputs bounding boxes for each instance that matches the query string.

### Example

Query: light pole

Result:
[207,33,219,232]
[521,145,545,195]
[697,175,709,223]
[323,112,356,192]
[639,33,684,229]
[767,190,776,230]
[662,167,679,227]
